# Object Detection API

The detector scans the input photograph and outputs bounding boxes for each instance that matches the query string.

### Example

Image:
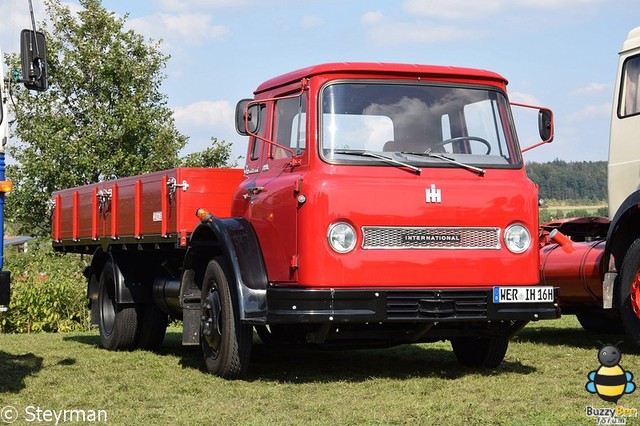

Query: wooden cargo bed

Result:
[51,168,243,250]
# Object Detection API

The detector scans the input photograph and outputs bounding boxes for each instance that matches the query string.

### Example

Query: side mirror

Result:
[20,29,48,92]
[235,99,260,136]
[512,102,554,153]
[538,108,553,143]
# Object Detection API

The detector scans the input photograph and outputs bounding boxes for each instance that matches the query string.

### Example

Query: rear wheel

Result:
[618,238,640,348]
[576,309,623,334]
[200,259,252,379]
[98,261,139,350]
[451,335,509,368]
[137,304,168,350]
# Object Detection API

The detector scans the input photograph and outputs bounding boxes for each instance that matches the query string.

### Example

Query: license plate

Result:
[493,286,554,303]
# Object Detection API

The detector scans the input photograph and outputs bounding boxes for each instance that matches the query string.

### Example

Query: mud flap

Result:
[603,272,617,309]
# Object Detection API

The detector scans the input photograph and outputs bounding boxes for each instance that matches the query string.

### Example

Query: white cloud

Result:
[402,0,606,21]
[128,13,229,46]
[403,0,504,20]
[361,11,384,25]
[368,22,477,46]
[509,92,541,105]
[567,103,611,121]
[173,100,234,128]
[516,0,606,9]
[301,16,324,28]
[156,0,252,12]
[569,83,610,96]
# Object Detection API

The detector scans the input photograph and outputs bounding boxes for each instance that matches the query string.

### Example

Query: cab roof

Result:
[254,62,508,94]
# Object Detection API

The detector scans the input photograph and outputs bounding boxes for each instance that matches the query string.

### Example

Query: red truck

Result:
[52,62,559,378]
[539,26,640,345]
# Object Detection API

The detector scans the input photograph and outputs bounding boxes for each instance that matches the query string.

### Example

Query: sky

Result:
[2,0,640,164]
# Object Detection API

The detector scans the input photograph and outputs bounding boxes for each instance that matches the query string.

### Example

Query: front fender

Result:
[185,217,268,323]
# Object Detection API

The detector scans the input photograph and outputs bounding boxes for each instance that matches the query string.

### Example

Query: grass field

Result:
[1,316,639,425]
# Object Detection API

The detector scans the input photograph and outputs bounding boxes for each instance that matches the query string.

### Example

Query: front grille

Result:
[362,226,500,249]
[387,290,488,320]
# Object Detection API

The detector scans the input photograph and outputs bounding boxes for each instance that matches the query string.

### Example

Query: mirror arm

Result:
[510,102,554,152]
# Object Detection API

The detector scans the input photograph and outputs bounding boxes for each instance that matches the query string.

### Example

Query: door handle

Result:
[243,186,264,199]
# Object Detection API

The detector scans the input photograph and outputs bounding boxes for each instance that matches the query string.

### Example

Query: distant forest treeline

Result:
[526,160,607,203]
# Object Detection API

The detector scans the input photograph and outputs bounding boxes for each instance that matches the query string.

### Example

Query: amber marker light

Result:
[0,181,13,193]
[195,208,213,223]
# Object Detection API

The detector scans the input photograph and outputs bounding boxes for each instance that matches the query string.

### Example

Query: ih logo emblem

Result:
[426,184,441,203]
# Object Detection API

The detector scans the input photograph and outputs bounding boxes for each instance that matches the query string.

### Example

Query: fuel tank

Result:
[540,233,605,309]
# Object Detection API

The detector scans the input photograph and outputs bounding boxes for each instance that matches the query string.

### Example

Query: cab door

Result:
[244,92,307,283]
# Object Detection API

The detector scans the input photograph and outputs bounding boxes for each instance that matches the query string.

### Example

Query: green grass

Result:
[1,316,639,425]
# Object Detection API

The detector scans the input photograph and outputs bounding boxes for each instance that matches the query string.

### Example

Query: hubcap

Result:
[201,287,222,353]
[631,271,640,320]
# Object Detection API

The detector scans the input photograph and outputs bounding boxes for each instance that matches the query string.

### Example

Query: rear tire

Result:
[200,259,252,379]
[617,238,640,348]
[137,304,168,350]
[451,336,509,368]
[576,309,623,334]
[98,261,139,350]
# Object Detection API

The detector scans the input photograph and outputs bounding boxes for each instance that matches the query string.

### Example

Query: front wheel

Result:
[450,335,509,368]
[617,238,640,348]
[200,259,252,379]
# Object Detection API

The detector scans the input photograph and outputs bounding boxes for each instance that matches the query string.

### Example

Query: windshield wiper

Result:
[401,150,485,176]
[333,150,421,175]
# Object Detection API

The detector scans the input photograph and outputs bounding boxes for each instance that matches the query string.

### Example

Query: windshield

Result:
[320,82,521,167]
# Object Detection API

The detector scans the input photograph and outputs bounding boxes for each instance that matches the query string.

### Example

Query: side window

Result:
[272,94,307,159]
[463,99,508,157]
[250,104,267,160]
[620,55,640,118]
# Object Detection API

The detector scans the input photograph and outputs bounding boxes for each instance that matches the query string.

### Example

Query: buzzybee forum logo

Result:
[586,343,636,403]
[584,343,637,424]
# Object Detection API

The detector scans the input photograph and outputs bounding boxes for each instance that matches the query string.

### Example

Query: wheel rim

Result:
[201,286,222,358]
[100,274,116,336]
[631,271,640,320]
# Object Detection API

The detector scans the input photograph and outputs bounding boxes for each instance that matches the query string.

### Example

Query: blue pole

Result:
[0,152,5,270]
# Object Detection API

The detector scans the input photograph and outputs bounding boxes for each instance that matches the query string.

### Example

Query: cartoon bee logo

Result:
[586,343,636,403]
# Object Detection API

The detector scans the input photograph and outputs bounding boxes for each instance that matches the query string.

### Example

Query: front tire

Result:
[200,259,252,379]
[451,336,509,368]
[617,238,640,348]
[98,261,139,350]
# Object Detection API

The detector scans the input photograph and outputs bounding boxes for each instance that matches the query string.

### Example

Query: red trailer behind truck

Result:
[52,62,559,378]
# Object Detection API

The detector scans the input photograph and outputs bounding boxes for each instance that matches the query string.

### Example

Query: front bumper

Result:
[265,287,560,324]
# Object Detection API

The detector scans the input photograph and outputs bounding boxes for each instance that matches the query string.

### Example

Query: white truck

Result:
[540,26,640,346]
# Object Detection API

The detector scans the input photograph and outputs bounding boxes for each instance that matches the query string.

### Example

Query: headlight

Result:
[327,222,357,253]
[504,223,531,254]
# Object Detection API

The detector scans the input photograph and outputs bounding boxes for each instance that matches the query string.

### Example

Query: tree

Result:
[180,138,241,168]
[6,0,187,235]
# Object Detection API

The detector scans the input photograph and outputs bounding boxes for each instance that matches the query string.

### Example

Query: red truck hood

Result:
[295,165,539,288]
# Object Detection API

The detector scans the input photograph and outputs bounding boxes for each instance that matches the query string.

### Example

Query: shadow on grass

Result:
[514,325,635,353]
[158,331,536,383]
[63,334,101,348]
[64,330,537,383]
[0,351,43,394]
[246,343,536,383]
